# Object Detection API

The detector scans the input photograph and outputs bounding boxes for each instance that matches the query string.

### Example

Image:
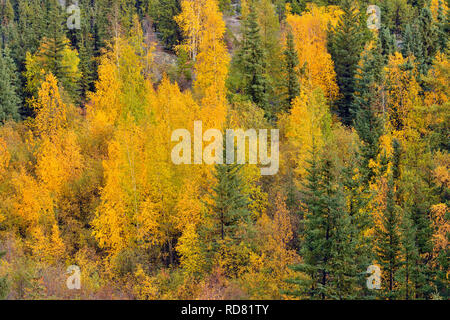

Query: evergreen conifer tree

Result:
[42,0,69,82]
[376,139,403,299]
[0,47,20,122]
[353,37,384,184]
[328,0,366,125]
[282,31,300,112]
[436,0,448,51]
[380,26,397,60]
[288,144,359,299]
[237,3,270,117]
[201,142,253,273]
[150,0,183,50]
[402,6,440,83]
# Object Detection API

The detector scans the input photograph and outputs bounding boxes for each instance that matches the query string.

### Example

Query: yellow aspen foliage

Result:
[175,0,205,61]
[133,265,158,300]
[284,88,332,181]
[286,4,340,101]
[175,180,203,229]
[93,77,202,261]
[242,165,268,219]
[424,51,449,106]
[129,14,155,76]
[30,224,66,265]
[88,21,153,129]
[194,0,229,129]
[430,204,449,259]
[118,39,152,121]
[30,226,49,260]
[0,137,10,177]
[87,52,122,128]
[432,151,450,190]
[35,130,83,196]
[176,0,229,129]
[12,168,53,229]
[152,77,200,131]
[241,0,249,19]
[384,52,421,132]
[49,223,66,261]
[73,247,103,293]
[431,0,449,21]
[176,223,204,276]
[33,74,68,136]
[0,138,9,223]
[241,193,300,299]
[23,52,46,97]
[92,122,145,256]
[260,193,298,265]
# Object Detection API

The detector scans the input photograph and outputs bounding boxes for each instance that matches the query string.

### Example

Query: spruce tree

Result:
[202,143,253,273]
[353,37,384,185]
[34,1,81,100]
[415,7,438,75]
[399,210,419,300]
[376,139,403,299]
[0,0,14,46]
[419,6,439,70]
[288,144,359,299]
[436,0,448,51]
[237,4,270,117]
[325,159,358,299]
[208,161,251,243]
[9,0,46,68]
[342,153,375,299]
[402,24,415,58]
[402,156,435,299]
[78,33,96,100]
[282,31,300,112]
[150,0,183,50]
[0,47,20,122]
[257,0,282,110]
[327,0,366,125]
[380,26,397,61]
[42,0,69,82]
[287,145,328,299]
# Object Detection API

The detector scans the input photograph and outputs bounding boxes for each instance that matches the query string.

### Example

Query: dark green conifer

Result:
[0,47,20,122]
[328,0,366,125]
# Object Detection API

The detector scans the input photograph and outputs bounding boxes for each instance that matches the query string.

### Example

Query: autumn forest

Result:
[0,0,448,300]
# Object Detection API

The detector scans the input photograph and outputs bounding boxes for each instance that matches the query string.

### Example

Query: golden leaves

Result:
[286,4,340,101]
[33,74,68,136]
